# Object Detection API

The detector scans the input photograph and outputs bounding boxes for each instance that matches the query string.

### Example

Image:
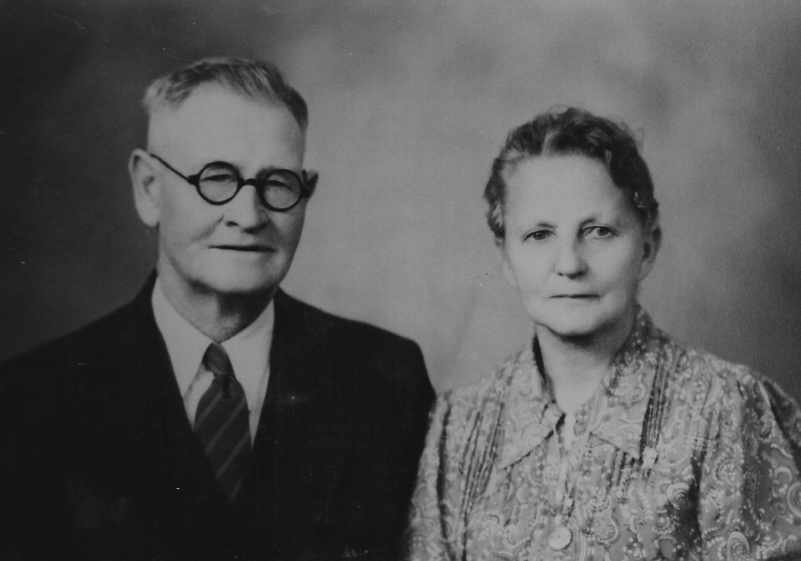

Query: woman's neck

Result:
[536,309,635,414]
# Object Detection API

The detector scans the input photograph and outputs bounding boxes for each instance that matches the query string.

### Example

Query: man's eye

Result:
[266,178,293,189]
[204,174,235,182]
[200,170,237,183]
[259,170,300,190]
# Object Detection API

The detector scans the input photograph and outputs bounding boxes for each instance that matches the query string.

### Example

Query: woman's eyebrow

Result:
[577,211,625,228]
[522,220,556,230]
[571,212,607,228]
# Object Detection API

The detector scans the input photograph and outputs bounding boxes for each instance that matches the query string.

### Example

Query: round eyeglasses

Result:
[148,153,318,211]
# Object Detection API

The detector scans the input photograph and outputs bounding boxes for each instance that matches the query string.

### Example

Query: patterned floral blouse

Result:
[406,309,801,561]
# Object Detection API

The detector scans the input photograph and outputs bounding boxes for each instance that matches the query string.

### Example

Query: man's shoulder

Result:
[276,290,432,398]
[277,289,421,353]
[1,295,147,384]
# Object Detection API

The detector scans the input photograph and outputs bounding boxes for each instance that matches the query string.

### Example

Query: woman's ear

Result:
[638,222,662,281]
[129,149,161,228]
[500,244,519,289]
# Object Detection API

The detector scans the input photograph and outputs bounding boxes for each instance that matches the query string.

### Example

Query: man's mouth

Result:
[212,244,273,252]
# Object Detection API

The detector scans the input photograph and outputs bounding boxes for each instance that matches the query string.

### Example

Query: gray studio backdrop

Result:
[2,0,800,399]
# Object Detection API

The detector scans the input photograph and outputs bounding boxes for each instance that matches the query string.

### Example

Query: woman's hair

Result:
[142,56,308,130]
[483,106,659,241]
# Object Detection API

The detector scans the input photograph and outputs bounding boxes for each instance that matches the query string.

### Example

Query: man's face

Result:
[138,85,307,299]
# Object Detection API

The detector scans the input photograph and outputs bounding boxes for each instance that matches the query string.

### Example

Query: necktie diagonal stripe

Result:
[194,343,252,501]
[193,389,224,429]
[200,397,248,452]
[215,432,251,479]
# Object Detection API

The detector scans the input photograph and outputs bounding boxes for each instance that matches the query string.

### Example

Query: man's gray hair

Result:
[142,56,308,130]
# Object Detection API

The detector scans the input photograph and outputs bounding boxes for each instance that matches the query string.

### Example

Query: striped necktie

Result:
[194,343,252,501]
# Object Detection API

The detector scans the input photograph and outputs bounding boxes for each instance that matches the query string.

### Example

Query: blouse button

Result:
[659,539,677,560]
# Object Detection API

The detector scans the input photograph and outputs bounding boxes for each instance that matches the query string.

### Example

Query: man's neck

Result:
[157,273,274,343]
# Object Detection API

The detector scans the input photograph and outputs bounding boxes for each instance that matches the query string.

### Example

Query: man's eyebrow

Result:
[201,160,293,172]
[251,165,303,179]
[195,158,303,177]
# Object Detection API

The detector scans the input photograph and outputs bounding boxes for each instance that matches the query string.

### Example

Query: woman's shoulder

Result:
[427,346,538,456]
[670,341,760,389]
[422,347,538,488]
[662,334,800,424]
[438,346,533,418]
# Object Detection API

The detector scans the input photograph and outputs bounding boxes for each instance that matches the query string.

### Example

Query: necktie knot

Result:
[195,342,252,501]
[203,343,235,379]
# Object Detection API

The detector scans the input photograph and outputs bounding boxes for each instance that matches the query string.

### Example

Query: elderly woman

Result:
[406,107,801,560]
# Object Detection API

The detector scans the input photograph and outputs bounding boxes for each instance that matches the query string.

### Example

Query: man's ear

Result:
[129,149,161,228]
[638,223,662,281]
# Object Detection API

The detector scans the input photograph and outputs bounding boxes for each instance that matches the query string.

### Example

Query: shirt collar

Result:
[220,295,274,408]
[152,281,211,398]
[151,279,274,409]
[498,307,662,469]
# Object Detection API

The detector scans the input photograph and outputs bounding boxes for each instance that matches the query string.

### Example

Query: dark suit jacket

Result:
[0,278,434,561]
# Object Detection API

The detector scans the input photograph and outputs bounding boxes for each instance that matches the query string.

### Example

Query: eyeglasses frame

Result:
[147,152,318,212]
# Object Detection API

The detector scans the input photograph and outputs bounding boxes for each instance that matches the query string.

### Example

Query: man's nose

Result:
[554,239,588,278]
[223,184,270,230]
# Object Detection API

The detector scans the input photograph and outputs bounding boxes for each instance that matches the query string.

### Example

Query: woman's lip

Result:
[212,245,273,252]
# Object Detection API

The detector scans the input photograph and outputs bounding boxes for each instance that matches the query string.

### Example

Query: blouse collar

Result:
[498,307,665,469]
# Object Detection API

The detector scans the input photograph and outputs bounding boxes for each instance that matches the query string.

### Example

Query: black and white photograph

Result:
[2,1,801,559]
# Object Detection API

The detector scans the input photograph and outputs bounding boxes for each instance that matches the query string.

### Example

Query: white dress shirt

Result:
[151,280,273,441]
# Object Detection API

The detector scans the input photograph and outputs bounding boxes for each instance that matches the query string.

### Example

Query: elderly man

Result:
[1,57,434,561]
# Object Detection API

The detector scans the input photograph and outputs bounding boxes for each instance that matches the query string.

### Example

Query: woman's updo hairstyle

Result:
[483,106,659,242]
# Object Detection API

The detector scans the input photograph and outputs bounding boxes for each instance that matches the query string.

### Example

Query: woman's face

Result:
[501,155,658,340]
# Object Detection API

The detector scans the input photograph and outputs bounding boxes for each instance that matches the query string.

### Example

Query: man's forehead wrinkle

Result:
[149,85,267,126]
[145,109,190,158]
[145,103,307,174]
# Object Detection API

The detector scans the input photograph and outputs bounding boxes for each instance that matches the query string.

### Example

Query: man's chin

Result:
[192,274,281,299]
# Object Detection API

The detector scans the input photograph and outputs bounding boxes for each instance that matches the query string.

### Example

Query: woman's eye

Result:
[584,226,614,239]
[525,230,552,241]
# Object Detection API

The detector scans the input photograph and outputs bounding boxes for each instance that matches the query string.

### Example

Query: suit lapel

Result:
[238,290,352,535]
[112,278,230,515]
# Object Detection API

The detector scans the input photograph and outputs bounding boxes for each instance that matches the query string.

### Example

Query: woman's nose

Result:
[554,240,588,278]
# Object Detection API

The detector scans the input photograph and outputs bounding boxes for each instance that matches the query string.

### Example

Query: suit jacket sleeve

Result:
[0,349,77,560]
[331,334,434,561]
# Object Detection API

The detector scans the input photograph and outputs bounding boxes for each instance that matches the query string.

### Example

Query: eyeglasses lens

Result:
[261,170,303,209]
[199,164,239,203]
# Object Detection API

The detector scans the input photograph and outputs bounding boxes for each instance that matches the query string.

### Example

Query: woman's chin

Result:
[542,321,604,340]
[530,306,621,341]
